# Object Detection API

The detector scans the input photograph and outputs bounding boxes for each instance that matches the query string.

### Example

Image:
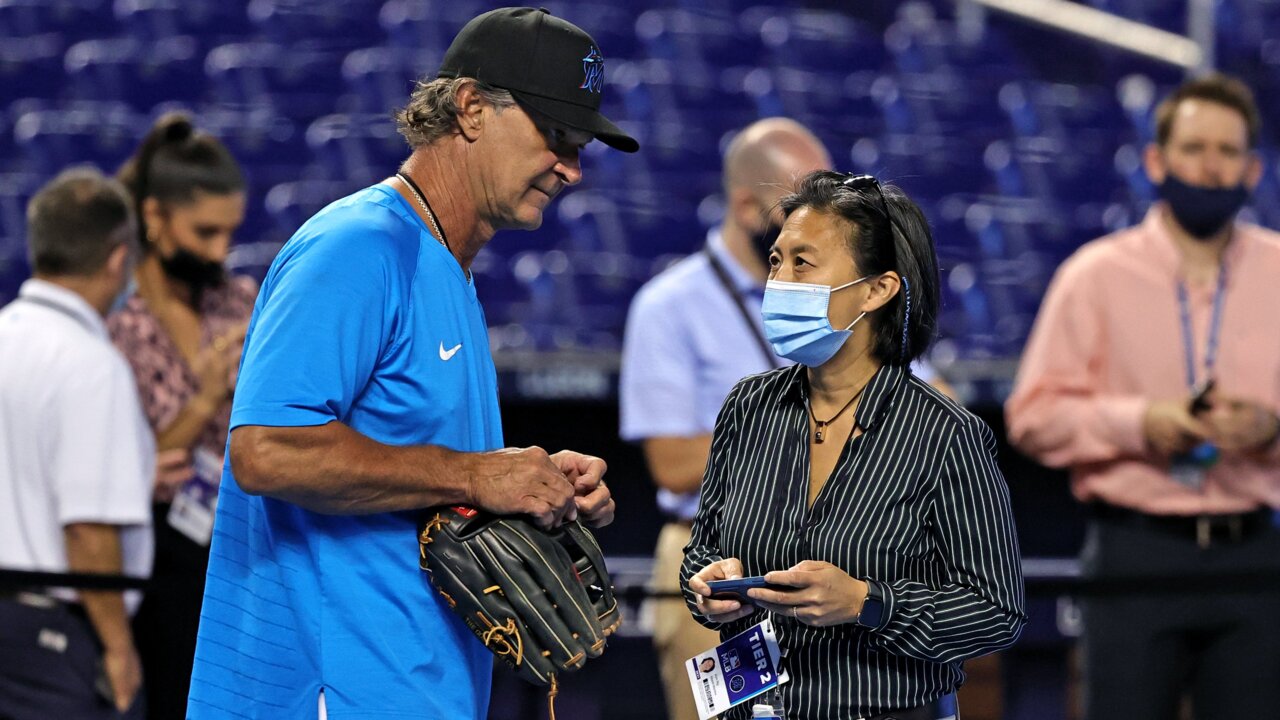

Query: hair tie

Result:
[162,116,195,144]
[900,275,912,361]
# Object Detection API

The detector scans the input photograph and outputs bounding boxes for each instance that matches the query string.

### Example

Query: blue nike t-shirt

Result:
[188,184,501,719]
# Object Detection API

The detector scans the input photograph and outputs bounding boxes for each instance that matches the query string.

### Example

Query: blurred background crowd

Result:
[2,1,1280,719]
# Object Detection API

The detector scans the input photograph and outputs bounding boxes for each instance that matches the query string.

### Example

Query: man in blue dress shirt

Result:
[187,8,636,719]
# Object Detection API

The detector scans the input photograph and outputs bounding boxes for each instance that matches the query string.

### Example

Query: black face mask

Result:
[161,247,225,294]
[1157,173,1250,240]
[749,222,782,266]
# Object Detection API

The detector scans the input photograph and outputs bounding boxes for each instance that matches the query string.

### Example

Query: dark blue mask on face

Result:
[1157,173,1250,240]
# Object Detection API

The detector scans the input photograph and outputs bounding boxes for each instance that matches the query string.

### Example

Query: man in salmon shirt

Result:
[1007,73,1280,719]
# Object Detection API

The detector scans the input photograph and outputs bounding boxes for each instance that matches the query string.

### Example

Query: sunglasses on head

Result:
[841,173,907,240]
[842,174,916,359]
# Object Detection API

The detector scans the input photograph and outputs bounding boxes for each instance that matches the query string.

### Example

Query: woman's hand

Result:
[749,560,870,627]
[194,322,249,407]
[154,448,193,502]
[688,558,758,624]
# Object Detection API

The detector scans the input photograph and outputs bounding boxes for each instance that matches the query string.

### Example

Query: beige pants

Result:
[651,522,722,720]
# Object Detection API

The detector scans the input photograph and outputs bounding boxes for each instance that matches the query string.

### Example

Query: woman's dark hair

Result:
[778,170,940,365]
[116,112,244,247]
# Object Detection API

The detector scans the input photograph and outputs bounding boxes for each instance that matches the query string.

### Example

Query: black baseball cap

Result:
[437,7,639,153]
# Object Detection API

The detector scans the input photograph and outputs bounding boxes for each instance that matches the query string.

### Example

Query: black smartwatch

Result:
[854,582,885,629]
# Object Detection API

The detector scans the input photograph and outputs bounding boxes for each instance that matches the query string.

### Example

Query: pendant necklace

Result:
[806,385,866,444]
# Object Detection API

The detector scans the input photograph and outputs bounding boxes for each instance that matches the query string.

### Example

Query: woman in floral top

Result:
[108,112,257,720]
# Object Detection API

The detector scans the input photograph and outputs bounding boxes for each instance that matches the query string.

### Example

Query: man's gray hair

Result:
[395,77,516,148]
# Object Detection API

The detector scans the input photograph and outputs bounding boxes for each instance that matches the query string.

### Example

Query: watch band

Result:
[855,582,885,629]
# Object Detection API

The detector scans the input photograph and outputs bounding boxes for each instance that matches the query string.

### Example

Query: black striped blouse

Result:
[680,363,1026,719]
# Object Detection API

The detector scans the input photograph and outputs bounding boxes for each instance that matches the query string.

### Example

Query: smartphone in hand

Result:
[706,576,789,603]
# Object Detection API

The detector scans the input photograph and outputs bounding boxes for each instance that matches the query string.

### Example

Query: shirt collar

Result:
[776,362,905,433]
[706,229,764,294]
[1141,203,1251,278]
[17,278,108,339]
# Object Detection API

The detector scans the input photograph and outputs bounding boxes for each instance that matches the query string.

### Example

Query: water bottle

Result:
[751,691,785,719]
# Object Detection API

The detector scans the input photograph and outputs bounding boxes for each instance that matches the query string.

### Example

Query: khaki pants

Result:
[651,522,721,720]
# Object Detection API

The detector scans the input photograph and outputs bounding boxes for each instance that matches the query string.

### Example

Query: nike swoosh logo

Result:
[439,342,462,361]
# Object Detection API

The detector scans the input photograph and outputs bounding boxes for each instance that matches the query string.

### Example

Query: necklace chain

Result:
[396,172,448,250]
[806,385,866,444]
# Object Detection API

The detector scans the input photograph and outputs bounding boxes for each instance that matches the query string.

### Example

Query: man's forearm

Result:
[642,434,712,495]
[230,421,493,515]
[63,524,134,652]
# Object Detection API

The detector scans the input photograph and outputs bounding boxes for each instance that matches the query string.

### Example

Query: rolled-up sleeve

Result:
[866,416,1027,663]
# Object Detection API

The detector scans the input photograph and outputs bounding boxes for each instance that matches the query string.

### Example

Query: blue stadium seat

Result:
[65,36,202,109]
[560,2,640,61]
[204,42,278,110]
[471,244,528,322]
[0,33,65,101]
[206,41,346,122]
[247,0,383,51]
[12,102,140,177]
[0,0,111,40]
[870,74,923,135]
[999,82,1042,138]
[1115,73,1156,146]
[851,131,987,200]
[263,179,359,240]
[339,46,420,116]
[748,7,885,74]
[0,234,29,306]
[225,239,283,284]
[1112,142,1156,208]
[1244,149,1280,231]
[114,0,184,42]
[0,173,43,243]
[304,113,403,186]
[635,8,746,69]
[378,0,480,56]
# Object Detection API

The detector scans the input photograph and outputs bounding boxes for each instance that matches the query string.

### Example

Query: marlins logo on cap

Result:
[580,46,604,93]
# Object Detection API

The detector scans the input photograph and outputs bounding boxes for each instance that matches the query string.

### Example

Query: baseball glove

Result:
[418,506,622,690]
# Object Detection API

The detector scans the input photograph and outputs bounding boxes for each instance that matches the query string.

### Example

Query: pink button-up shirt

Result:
[1006,207,1280,515]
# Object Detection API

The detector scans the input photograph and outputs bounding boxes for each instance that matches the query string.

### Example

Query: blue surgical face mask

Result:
[762,276,872,367]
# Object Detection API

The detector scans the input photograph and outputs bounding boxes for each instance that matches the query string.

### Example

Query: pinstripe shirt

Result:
[680,363,1026,719]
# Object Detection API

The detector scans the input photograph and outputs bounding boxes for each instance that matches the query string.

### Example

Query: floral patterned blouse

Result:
[108,276,258,459]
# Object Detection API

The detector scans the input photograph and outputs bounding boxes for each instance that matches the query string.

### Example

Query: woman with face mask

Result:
[680,170,1026,720]
[108,111,255,720]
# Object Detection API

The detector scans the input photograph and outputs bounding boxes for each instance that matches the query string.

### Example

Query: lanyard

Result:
[704,247,782,370]
[18,296,96,334]
[1176,265,1228,390]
